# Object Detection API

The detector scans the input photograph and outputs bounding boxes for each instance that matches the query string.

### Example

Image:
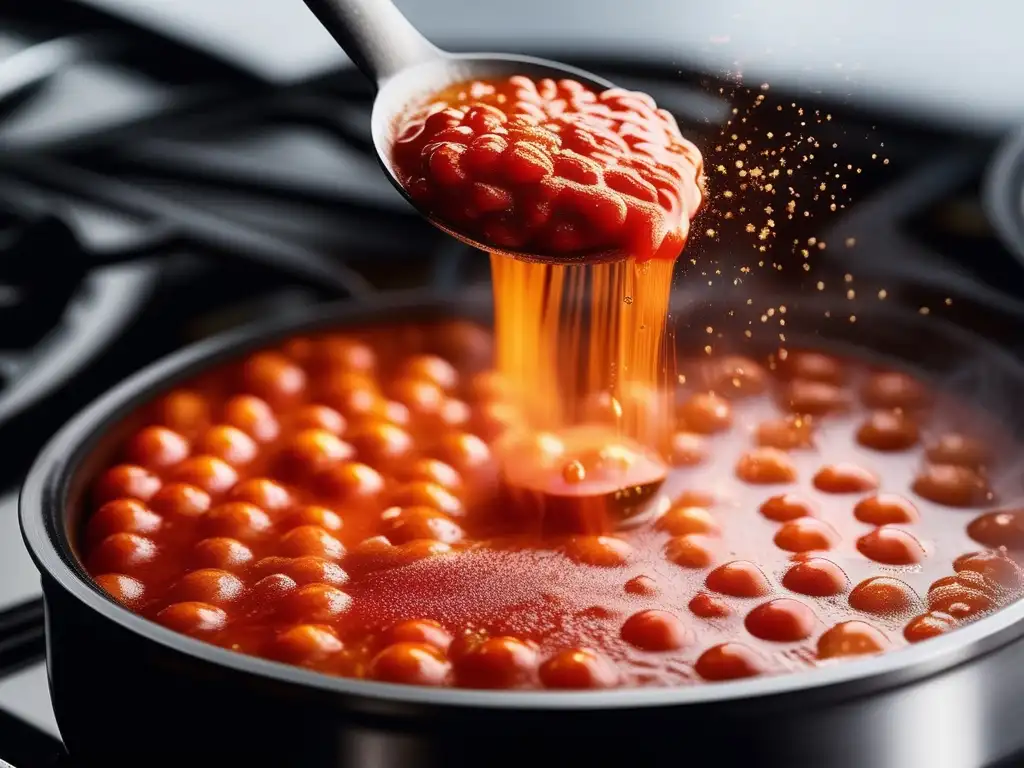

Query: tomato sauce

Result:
[81,326,1024,689]
[390,76,704,261]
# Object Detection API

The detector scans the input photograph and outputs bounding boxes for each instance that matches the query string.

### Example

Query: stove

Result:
[0,2,1022,766]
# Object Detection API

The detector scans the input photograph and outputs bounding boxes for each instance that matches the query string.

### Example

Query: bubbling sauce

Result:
[82,327,1024,689]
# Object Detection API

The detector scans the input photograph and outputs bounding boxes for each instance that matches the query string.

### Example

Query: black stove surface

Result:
[0,2,1022,766]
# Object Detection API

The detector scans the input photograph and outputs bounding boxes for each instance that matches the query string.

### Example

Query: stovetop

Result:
[0,2,1022,766]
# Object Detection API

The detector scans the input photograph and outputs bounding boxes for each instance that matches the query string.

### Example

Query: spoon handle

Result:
[300,0,440,84]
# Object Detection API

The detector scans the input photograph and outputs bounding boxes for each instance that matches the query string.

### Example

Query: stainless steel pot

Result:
[20,287,1024,768]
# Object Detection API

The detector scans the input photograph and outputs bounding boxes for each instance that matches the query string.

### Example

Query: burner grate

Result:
[0,181,158,471]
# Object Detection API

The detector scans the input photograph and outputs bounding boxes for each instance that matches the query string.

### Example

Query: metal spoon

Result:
[299,0,620,262]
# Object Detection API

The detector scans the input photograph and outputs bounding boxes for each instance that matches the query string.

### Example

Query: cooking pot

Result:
[20,285,1024,768]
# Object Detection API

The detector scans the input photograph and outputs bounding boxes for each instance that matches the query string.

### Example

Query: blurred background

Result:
[0,0,1023,764]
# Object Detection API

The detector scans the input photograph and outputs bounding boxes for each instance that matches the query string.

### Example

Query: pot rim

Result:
[20,286,1024,712]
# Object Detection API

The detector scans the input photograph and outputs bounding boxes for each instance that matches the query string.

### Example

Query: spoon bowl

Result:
[301,0,624,263]
[373,53,619,263]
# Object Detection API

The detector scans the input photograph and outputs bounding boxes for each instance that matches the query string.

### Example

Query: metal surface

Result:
[77,0,1024,136]
[0,35,113,123]
[3,156,373,296]
[0,665,59,740]
[20,289,1024,767]
[300,0,439,83]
